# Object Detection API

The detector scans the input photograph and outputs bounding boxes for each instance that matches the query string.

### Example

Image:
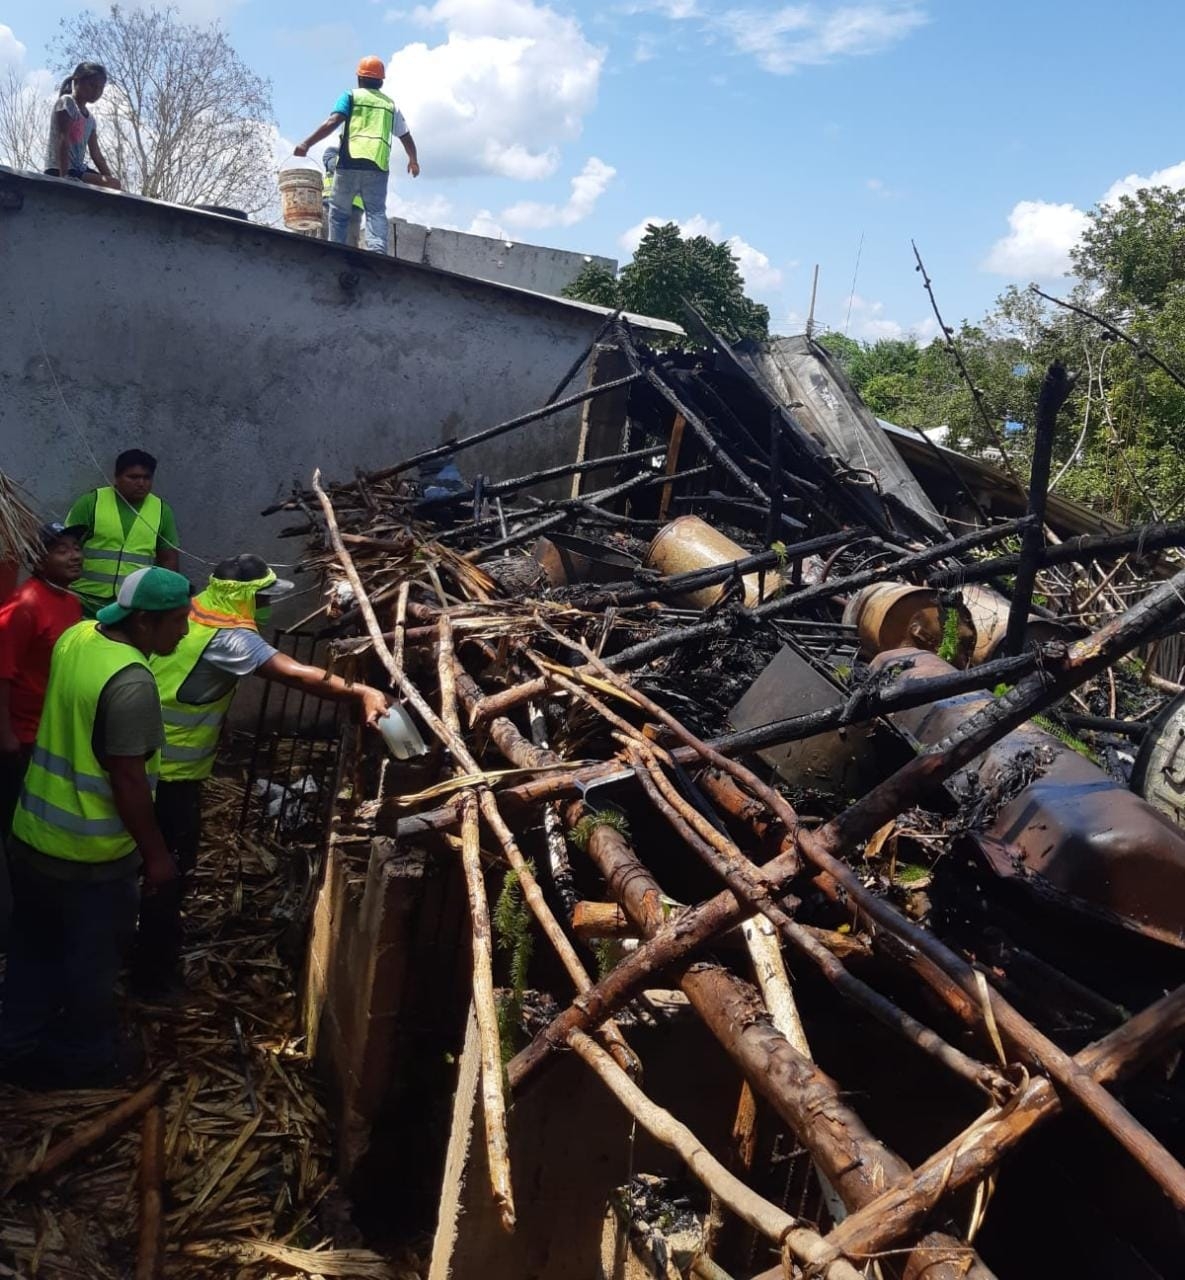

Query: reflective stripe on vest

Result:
[12,622,160,862]
[345,88,394,172]
[76,487,163,602]
[150,605,239,782]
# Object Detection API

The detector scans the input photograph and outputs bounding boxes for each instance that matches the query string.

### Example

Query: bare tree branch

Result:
[0,67,52,171]
[55,5,276,214]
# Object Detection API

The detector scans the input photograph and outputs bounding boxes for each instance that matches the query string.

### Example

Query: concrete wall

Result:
[392,218,617,299]
[0,168,663,588]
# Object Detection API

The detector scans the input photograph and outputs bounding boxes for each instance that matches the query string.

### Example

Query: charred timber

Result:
[572,810,993,1280]
[413,445,668,513]
[508,565,1185,1207]
[927,521,1185,588]
[1003,361,1073,657]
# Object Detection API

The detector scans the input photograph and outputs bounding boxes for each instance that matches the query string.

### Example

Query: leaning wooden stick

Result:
[135,1103,165,1280]
[311,469,637,1081]
[9,1077,162,1189]
[567,1029,864,1280]
[510,568,1185,1210]
[747,982,1185,1279]
[439,621,516,1231]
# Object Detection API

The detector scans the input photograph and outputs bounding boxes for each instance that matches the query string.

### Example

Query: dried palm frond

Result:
[0,470,42,567]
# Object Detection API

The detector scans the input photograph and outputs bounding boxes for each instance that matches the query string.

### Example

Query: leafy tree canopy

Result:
[564,221,770,347]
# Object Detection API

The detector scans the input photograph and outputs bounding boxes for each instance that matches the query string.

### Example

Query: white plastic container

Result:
[277,156,324,234]
[378,704,429,760]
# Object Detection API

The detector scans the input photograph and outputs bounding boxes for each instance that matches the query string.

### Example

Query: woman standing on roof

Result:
[44,62,121,190]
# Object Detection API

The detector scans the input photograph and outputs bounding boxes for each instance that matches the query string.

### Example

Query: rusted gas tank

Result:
[960,585,1071,665]
[645,516,779,609]
[842,583,974,667]
[870,647,1185,948]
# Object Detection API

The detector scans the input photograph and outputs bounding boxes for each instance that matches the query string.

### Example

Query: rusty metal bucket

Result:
[644,516,779,609]
[533,534,640,587]
[842,582,974,667]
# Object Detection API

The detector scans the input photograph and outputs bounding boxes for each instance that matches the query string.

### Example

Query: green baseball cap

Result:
[96,566,193,625]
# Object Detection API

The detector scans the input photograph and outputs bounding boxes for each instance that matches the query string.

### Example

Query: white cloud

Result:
[717,2,928,75]
[467,209,510,238]
[633,35,657,62]
[618,0,701,18]
[619,213,784,298]
[386,0,605,180]
[983,199,1092,278]
[390,190,456,225]
[500,156,616,229]
[1101,160,1185,205]
[730,236,783,292]
[844,294,933,342]
[985,159,1185,280]
[0,24,27,69]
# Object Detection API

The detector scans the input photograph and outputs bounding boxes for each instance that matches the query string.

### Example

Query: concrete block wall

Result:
[391,218,617,299]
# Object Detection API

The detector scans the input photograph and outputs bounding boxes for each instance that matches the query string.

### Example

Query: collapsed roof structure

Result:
[269,309,1185,1279]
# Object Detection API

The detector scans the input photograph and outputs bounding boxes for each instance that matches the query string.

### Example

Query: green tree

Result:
[1073,186,1185,311]
[564,222,770,346]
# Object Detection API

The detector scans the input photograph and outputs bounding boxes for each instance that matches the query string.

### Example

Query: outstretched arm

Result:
[259,652,389,726]
[295,114,346,157]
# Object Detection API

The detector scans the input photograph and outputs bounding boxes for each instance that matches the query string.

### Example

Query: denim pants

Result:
[0,855,139,1078]
[329,167,389,253]
[132,779,203,991]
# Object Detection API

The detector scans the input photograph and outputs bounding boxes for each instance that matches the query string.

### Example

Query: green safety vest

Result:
[13,622,160,863]
[322,170,364,210]
[344,88,395,172]
[76,487,163,605]
[150,594,242,781]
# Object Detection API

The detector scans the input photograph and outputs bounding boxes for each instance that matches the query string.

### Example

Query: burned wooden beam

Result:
[507,566,1185,1208]
[414,444,668,513]
[745,983,1185,1278]
[1003,361,1073,657]
[927,520,1185,588]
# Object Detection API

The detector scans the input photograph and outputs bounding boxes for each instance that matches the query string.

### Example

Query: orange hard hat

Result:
[356,55,386,80]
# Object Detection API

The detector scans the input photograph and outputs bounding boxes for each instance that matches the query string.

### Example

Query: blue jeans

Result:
[329,167,389,253]
[0,855,139,1080]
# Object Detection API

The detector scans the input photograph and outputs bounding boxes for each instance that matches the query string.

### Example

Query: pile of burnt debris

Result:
[273,311,1185,1279]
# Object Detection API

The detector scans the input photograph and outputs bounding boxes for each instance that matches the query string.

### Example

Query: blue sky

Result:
[5,0,1185,341]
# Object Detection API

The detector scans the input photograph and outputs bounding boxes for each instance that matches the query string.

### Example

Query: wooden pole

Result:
[135,1102,165,1280]
[567,1030,864,1280]
[657,413,687,521]
[310,471,638,1080]
[745,983,1185,1278]
[10,1077,162,1189]
[439,620,516,1232]
[508,567,1185,1208]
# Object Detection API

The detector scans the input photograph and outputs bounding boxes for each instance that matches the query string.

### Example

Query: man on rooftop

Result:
[294,55,420,255]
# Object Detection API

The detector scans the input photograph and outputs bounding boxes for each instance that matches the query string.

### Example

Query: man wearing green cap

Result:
[0,566,191,1087]
[133,554,390,998]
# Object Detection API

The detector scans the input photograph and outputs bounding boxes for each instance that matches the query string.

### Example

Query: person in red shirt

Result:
[0,524,86,834]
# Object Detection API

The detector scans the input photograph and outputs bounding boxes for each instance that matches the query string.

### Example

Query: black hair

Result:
[115,448,158,475]
[357,75,384,90]
[60,61,107,95]
[213,553,270,582]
